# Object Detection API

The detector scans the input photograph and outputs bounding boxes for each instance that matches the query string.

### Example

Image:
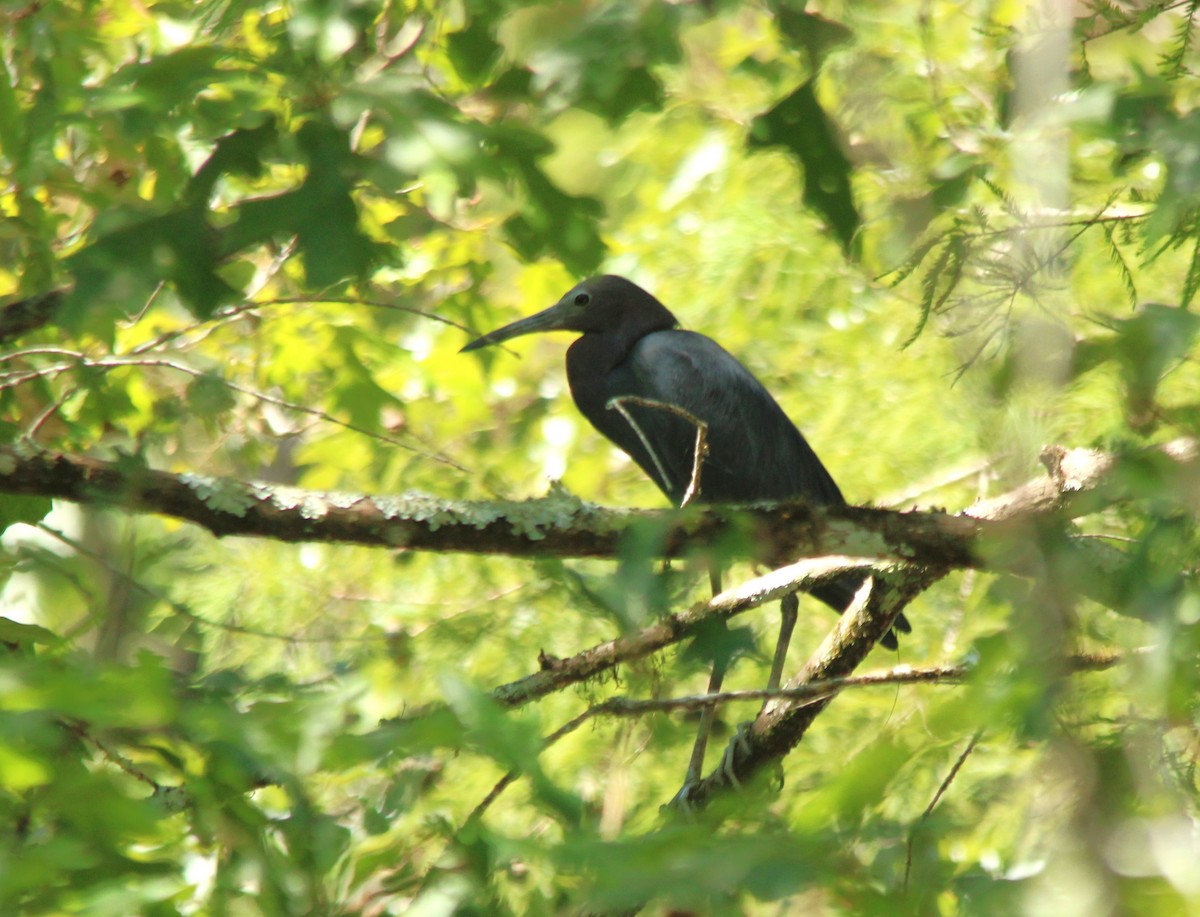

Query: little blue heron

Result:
[462,275,909,786]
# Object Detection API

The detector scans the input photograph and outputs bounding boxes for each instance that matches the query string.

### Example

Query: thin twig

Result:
[0,346,87,363]
[61,718,160,790]
[1,354,466,471]
[468,651,1133,822]
[23,385,77,442]
[128,292,468,356]
[904,729,984,893]
[606,394,709,503]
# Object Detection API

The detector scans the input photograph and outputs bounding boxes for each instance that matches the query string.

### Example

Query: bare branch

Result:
[0,443,990,564]
[0,438,1190,590]
[470,650,1135,822]
[490,555,880,708]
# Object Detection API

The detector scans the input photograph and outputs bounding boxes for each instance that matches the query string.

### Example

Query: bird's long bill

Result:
[460,300,578,353]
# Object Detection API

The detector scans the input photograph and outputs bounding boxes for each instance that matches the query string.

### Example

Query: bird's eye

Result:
[573,293,590,306]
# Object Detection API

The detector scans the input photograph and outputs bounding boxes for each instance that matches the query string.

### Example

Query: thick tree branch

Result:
[0,443,989,565]
[680,570,937,809]
[0,440,1191,568]
[965,438,1198,520]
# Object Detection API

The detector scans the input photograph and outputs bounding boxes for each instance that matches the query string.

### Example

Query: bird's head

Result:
[460,275,678,353]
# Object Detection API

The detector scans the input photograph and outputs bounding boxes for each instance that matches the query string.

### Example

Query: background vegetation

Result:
[1,0,1198,913]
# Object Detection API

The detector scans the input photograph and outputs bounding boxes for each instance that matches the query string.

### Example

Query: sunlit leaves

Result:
[63,206,235,331]
[1144,109,1200,243]
[287,0,377,63]
[184,120,277,207]
[96,47,234,125]
[2,0,1200,914]
[1072,304,1200,432]
[186,373,237,421]
[0,618,60,652]
[222,120,385,290]
[504,1,683,123]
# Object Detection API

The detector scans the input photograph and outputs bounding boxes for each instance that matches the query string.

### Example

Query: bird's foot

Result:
[663,722,752,815]
[663,759,705,816]
[716,721,754,789]
[663,780,697,816]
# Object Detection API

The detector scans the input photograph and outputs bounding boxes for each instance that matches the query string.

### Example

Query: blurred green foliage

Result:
[0,0,1198,914]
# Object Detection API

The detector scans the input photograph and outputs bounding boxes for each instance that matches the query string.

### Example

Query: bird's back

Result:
[613,331,875,622]
[567,321,893,632]
[574,329,846,508]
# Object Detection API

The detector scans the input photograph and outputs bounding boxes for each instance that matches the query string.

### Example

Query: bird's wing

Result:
[608,330,846,506]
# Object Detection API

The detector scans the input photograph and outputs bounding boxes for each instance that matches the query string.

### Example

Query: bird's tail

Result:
[809,570,912,650]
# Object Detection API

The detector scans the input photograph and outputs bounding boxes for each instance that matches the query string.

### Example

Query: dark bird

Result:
[462,275,909,786]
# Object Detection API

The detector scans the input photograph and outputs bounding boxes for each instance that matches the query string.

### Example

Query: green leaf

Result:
[294,121,382,286]
[63,205,235,328]
[795,738,910,829]
[1073,303,1200,430]
[507,4,677,124]
[442,677,584,825]
[446,18,503,84]
[186,373,237,419]
[322,709,467,769]
[503,162,605,274]
[749,81,860,257]
[1142,109,1200,242]
[223,120,383,288]
[99,47,230,118]
[0,616,60,649]
[184,120,277,206]
[680,618,759,674]
[772,7,854,66]
[558,827,832,912]
[0,494,52,534]
[329,327,402,429]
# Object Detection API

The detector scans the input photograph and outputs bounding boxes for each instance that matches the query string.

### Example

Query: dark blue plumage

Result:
[572,328,846,506]
[463,274,906,643]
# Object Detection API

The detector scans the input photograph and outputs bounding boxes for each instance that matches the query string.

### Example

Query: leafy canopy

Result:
[1,1,1199,915]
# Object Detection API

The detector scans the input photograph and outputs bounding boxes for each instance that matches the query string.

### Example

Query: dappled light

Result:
[0,1,1198,914]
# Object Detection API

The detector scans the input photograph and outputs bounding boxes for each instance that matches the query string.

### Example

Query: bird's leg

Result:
[710,591,801,792]
[683,657,726,788]
[767,592,800,692]
[676,567,726,798]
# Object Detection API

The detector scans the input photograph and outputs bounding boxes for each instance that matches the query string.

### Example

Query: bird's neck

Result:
[565,334,623,417]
